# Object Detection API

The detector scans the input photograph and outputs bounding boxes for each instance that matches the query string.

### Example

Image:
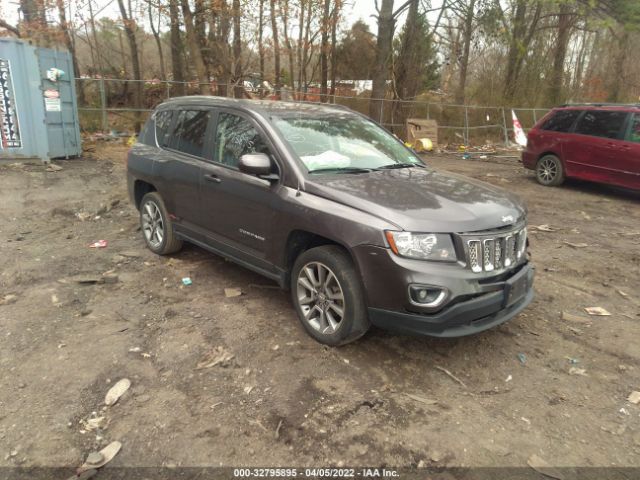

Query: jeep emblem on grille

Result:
[501,215,514,223]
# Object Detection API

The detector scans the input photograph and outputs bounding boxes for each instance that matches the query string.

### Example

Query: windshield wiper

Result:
[376,162,426,170]
[307,167,374,174]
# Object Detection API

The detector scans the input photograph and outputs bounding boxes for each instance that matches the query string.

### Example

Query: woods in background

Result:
[1,0,639,117]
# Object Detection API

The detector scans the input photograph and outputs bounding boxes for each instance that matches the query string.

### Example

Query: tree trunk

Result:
[148,1,166,80]
[297,0,305,95]
[329,0,340,99]
[270,0,281,97]
[56,0,84,104]
[232,0,243,98]
[455,0,476,104]
[547,2,573,105]
[369,0,394,122]
[608,30,629,102]
[169,0,186,95]
[180,0,210,94]
[258,0,265,95]
[320,0,331,101]
[117,0,142,132]
[282,0,296,89]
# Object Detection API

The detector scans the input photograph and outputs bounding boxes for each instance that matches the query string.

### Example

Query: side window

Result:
[540,110,581,132]
[171,110,211,157]
[626,114,640,143]
[574,110,628,139]
[214,112,270,168]
[154,110,173,147]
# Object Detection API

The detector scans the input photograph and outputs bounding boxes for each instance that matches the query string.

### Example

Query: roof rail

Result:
[559,102,640,108]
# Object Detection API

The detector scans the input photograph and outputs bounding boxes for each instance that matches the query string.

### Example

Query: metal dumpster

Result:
[0,38,81,163]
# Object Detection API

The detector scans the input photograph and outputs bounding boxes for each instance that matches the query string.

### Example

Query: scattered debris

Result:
[584,307,611,316]
[527,454,564,480]
[102,273,119,284]
[46,164,63,172]
[566,357,579,365]
[128,347,141,353]
[435,366,467,388]
[531,224,556,232]
[569,367,587,376]
[181,277,193,286]
[505,375,513,382]
[521,416,531,425]
[616,289,629,299]
[244,385,254,394]
[561,311,591,324]
[224,287,242,297]
[71,275,101,285]
[275,419,284,439]
[0,294,17,306]
[105,378,131,406]
[78,441,122,473]
[628,391,640,405]
[517,353,527,365]
[619,407,630,416]
[272,344,280,351]
[405,393,438,405]
[88,240,108,249]
[196,346,235,369]
[563,241,589,248]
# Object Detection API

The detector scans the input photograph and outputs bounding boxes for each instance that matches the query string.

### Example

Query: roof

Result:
[158,95,356,117]
[557,103,640,111]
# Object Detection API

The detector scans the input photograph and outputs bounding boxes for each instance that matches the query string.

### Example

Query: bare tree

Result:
[117,0,143,131]
[147,0,167,80]
[270,0,281,97]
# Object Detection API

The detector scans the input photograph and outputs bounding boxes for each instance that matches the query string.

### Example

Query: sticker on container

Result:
[44,89,60,99]
[0,58,22,149]
[45,97,61,112]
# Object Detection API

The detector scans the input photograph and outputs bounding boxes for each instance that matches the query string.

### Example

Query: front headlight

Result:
[385,231,457,262]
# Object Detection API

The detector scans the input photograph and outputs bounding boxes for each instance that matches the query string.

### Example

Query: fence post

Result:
[463,105,469,146]
[99,78,108,132]
[166,81,171,99]
[426,103,430,120]
[379,99,384,127]
[501,107,509,146]
[532,109,537,124]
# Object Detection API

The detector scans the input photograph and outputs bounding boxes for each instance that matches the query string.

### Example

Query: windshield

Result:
[272,113,424,173]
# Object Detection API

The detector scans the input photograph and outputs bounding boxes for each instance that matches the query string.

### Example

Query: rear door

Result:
[199,109,281,272]
[564,109,629,184]
[532,109,581,171]
[154,107,215,237]
[616,113,640,189]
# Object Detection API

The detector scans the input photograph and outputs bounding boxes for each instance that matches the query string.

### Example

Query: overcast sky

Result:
[2,0,382,32]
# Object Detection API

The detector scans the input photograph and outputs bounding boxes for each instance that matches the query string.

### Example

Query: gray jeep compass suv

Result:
[127,97,534,345]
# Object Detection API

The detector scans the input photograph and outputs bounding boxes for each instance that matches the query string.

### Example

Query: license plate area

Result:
[504,268,529,308]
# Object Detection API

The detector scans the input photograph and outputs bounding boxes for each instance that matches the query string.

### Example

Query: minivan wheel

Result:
[291,246,370,346]
[536,154,565,186]
[139,192,183,255]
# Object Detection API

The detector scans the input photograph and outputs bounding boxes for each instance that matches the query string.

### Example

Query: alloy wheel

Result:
[296,261,345,335]
[141,200,164,248]
[537,157,558,183]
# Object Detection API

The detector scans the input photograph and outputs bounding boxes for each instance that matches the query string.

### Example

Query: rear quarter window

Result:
[575,110,629,139]
[155,110,174,147]
[540,110,581,132]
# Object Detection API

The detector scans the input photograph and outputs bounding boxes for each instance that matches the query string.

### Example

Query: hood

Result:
[304,167,526,232]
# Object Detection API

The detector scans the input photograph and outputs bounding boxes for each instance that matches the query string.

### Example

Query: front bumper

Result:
[352,244,534,337]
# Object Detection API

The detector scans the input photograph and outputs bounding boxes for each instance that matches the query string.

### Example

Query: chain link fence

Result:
[76,78,550,146]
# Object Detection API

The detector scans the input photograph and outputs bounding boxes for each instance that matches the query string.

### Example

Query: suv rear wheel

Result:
[291,246,370,346]
[536,154,565,186]
[139,192,183,255]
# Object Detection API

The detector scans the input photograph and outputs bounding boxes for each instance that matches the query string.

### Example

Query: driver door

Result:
[199,109,280,268]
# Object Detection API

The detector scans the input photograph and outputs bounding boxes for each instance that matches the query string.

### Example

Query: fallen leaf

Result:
[561,311,591,324]
[105,378,131,406]
[196,346,234,369]
[569,367,587,376]
[527,454,564,480]
[628,391,640,405]
[563,241,589,248]
[584,307,611,316]
[531,224,555,232]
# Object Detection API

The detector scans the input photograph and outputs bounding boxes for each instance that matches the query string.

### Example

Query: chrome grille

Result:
[463,226,527,273]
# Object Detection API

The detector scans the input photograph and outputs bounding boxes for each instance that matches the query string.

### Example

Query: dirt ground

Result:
[1,143,639,475]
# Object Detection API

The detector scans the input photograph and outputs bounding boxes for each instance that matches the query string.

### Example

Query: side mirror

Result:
[239,153,275,179]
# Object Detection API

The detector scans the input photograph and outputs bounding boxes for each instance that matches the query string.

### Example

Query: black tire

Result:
[291,245,370,346]
[535,154,565,186]
[139,192,183,255]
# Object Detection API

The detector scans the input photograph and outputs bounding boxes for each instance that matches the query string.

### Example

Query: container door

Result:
[37,48,82,159]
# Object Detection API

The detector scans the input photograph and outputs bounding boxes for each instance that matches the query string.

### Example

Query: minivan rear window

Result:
[540,110,581,132]
[170,110,211,157]
[575,110,628,139]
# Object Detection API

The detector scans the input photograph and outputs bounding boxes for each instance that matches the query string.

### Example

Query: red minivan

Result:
[522,104,640,190]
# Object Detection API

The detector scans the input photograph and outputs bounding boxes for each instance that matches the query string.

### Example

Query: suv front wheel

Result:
[536,154,565,186]
[139,192,183,255]
[291,246,370,346]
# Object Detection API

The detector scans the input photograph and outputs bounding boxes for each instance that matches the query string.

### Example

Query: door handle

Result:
[204,174,222,184]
